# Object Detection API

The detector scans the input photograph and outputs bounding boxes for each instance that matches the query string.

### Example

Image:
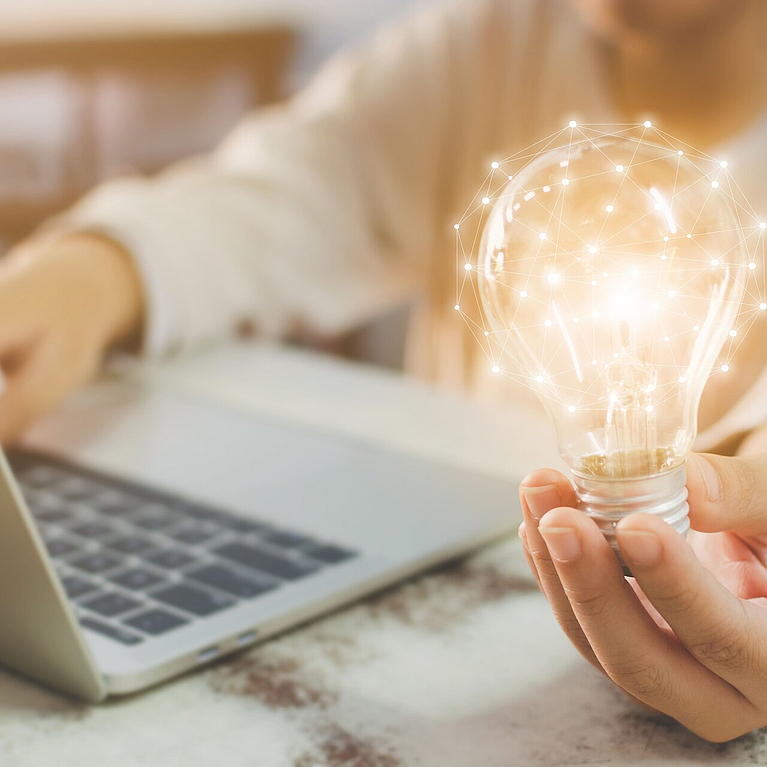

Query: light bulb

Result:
[472,130,753,571]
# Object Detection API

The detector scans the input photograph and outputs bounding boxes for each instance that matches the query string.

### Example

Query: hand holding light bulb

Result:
[456,123,767,740]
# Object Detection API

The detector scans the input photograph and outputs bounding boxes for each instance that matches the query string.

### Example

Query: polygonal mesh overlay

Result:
[452,123,766,476]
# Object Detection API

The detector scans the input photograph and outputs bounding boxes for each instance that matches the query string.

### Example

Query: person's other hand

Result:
[0,233,142,444]
[518,452,767,742]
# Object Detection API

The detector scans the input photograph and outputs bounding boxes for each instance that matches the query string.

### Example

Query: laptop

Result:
[0,354,517,702]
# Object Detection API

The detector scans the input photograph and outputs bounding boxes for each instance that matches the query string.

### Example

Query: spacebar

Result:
[215,543,319,580]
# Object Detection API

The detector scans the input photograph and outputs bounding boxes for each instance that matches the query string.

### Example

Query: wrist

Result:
[44,233,145,350]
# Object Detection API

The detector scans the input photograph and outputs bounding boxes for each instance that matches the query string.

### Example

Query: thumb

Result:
[686,451,767,535]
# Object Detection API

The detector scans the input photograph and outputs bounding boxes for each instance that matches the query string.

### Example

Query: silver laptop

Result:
[0,372,516,702]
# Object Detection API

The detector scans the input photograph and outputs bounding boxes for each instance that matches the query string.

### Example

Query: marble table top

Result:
[4,343,766,766]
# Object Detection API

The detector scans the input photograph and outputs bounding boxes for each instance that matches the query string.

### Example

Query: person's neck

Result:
[611,3,767,148]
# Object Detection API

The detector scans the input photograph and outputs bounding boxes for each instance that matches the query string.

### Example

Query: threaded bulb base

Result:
[573,464,690,576]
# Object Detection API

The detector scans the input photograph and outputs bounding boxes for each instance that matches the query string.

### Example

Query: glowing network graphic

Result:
[452,122,765,478]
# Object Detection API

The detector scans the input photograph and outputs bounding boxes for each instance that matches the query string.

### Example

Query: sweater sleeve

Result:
[55,0,503,358]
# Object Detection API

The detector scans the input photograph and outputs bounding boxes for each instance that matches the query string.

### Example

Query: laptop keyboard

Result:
[8,449,358,647]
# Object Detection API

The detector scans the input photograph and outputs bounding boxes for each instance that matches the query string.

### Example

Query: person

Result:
[2,0,767,740]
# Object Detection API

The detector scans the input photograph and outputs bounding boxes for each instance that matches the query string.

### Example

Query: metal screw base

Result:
[573,464,690,577]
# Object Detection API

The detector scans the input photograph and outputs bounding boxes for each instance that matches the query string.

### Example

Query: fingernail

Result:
[618,529,661,566]
[690,454,721,502]
[539,526,581,562]
[521,484,560,520]
[518,521,526,540]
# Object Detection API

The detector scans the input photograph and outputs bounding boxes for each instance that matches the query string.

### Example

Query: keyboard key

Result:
[124,609,188,635]
[108,535,154,554]
[81,617,143,645]
[215,543,319,581]
[54,476,103,500]
[152,584,235,616]
[60,575,98,599]
[131,512,178,531]
[91,493,142,516]
[143,549,197,569]
[70,553,124,574]
[81,591,142,617]
[219,517,270,534]
[111,568,165,590]
[262,531,313,548]
[46,539,81,558]
[303,544,357,564]
[187,565,278,598]
[34,508,73,524]
[179,503,226,523]
[70,522,116,539]
[171,527,217,545]
[19,466,65,487]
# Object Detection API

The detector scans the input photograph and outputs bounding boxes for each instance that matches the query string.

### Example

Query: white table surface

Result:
[4,342,766,766]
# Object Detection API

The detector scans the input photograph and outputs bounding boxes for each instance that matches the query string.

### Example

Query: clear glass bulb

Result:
[476,134,751,567]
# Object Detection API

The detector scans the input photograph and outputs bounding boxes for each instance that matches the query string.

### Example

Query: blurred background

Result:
[0,0,426,366]
[0,0,422,248]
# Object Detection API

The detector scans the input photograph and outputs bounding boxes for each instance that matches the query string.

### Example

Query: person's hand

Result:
[0,233,143,444]
[518,452,767,742]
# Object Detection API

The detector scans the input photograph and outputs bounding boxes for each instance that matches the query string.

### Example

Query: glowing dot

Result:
[661,255,667,260]
[678,376,686,383]
[668,290,676,297]
[693,325,699,331]
[492,365,500,373]
[561,178,570,186]
[643,120,652,128]
[508,175,514,181]
[544,319,552,327]
[454,304,460,311]
[760,222,767,230]
[687,233,692,239]
[453,223,460,230]
[711,259,719,266]
[678,150,684,156]
[605,204,613,212]
[591,280,597,286]
[543,185,551,193]
[592,359,597,366]
[663,236,669,241]
[484,331,489,336]
[588,245,597,254]
[592,310,600,318]
[647,384,656,392]
[567,405,576,413]
[491,161,499,169]
[464,263,472,271]
[654,203,662,210]
[573,317,579,323]
[722,364,730,372]
[547,272,559,284]
[761,303,767,311]
[602,272,608,278]
[539,232,547,240]
[664,336,670,342]
[720,160,728,168]
[482,197,490,205]
[536,375,544,383]
[569,120,577,128]
[645,405,653,413]
[711,180,719,188]
[750,262,757,270]
[730,329,737,337]
[520,290,528,298]
[615,165,624,173]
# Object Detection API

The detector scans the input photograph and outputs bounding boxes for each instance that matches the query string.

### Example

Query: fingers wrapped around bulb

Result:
[534,505,765,741]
